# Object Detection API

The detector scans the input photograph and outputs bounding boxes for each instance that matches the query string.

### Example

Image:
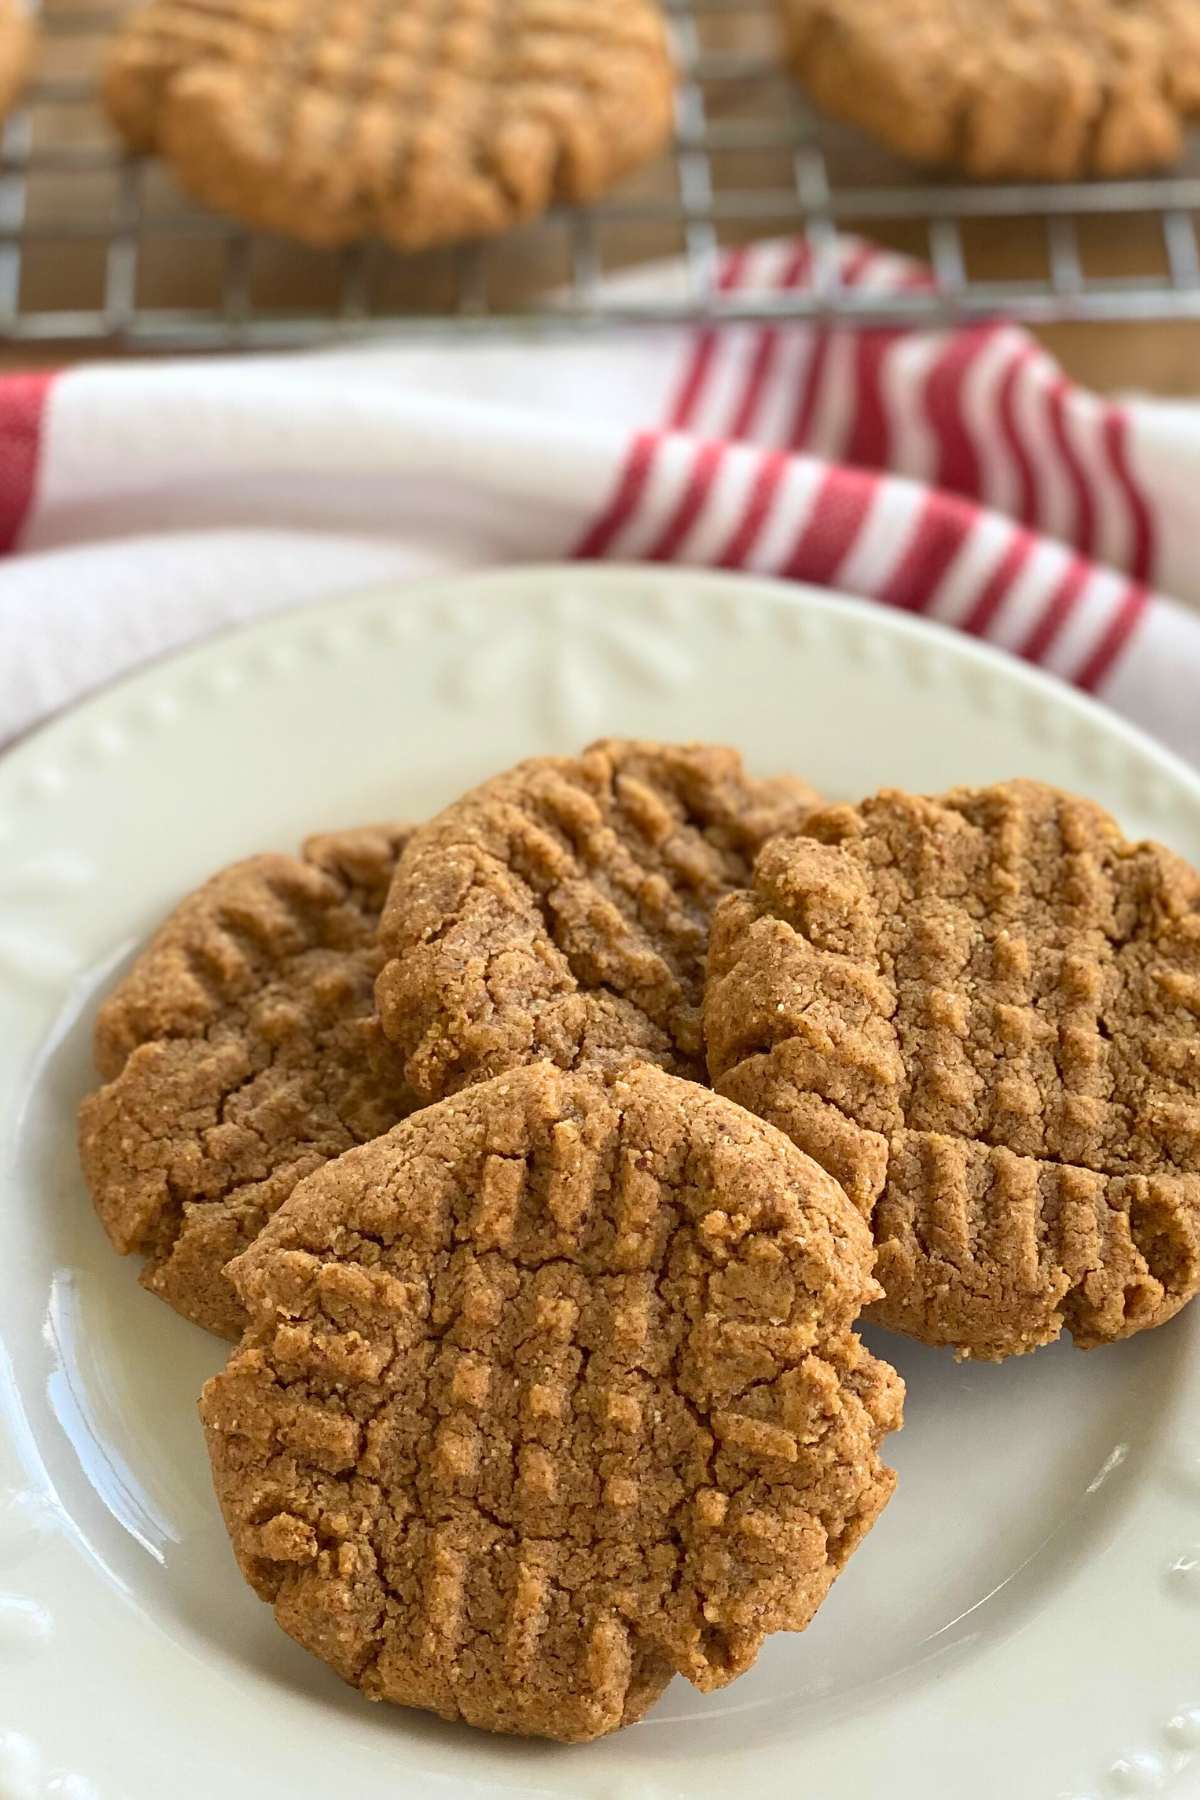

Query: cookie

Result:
[376,740,819,1104]
[200,1059,902,1741]
[706,781,1200,1360]
[78,823,416,1339]
[780,0,1200,180]
[103,0,675,252]
[0,0,31,121]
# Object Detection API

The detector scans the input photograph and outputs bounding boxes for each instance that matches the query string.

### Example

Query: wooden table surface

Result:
[1031,322,1199,396]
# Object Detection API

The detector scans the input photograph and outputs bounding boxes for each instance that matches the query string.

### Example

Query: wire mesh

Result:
[12,0,1200,350]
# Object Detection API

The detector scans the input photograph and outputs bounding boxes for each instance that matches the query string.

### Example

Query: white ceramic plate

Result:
[3,565,1200,1800]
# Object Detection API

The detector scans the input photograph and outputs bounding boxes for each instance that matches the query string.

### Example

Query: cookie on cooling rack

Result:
[200,1059,903,1741]
[778,0,1200,180]
[78,824,417,1338]
[706,780,1200,1359]
[375,739,820,1102]
[102,0,675,251]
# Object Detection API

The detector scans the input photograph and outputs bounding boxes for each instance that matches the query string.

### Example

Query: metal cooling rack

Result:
[11,0,1200,350]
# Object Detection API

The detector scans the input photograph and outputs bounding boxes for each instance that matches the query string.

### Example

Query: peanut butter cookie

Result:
[103,0,675,251]
[200,1060,903,1741]
[780,0,1200,180]
[79,824,416,1338]
[376,740,819,1104]
[706,781,1200,1359]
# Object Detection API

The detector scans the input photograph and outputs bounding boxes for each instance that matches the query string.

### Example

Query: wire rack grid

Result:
[11,0,1200,351]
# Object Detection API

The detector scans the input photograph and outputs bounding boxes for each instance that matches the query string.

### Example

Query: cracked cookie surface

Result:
[79,823,416,1338]
[200,1059,902,1741]
[376,739,819,1103]
[780,0,1200,180]
[706,780,1200,1359]
[103,0,675,251]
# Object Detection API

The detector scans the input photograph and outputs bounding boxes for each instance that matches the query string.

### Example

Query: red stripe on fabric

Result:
[880,491,977,613]
[1017,555,1090,664]
[1046,379,1096,560]
[925,326,1000,501]
[717,448,789,568]
[960,530,1036,637]
[0,370,55,552]
[645,438,726,561]
[666,245,751,432]
[843,330,896,472]
[788,244,877,451]
[668,334,719,435]
[778,464,878,587]
[843,269,938,473]
[725,242,811,441]
[997,346,1039,528]
[573,429,661,559]
[787,323,831,453]
[1075,582,1149,692]
[837,242,879,284]
[1103,409,1154,584]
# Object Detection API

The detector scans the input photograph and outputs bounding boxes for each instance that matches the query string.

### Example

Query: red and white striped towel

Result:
[3,235,1199,763]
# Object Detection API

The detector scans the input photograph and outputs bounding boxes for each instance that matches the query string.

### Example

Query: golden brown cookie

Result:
[780,0,1200,180]
[706,780,1200,1360]
[103,0,675,251]
[78,824,417,1339]
[375,740,819,1103]
[200,1060,902,1742]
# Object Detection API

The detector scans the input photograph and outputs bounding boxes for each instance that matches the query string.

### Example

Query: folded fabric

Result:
[2,235,1198,764]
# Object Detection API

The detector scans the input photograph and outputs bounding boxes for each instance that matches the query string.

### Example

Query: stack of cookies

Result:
[78,740,1200,1742]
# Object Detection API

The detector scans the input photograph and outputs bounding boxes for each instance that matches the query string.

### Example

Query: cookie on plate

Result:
[706,780,1200,1359]
[200,1059,903,1741]
[779,0,1200,181]
[375,739,820,1103]
[79,823,416,1339]
[103,0,676,251]
[0,0,31,121]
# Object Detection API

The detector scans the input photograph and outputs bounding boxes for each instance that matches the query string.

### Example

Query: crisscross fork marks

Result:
[705,780,1200,1356]
[378,740,818,1101]
[78,824,414,1337]
[105,0,676,250]
[780,0,1200,181]
[200,1061,900,1738]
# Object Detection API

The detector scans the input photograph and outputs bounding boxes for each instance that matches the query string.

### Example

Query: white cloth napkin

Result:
[3,237,1198,765]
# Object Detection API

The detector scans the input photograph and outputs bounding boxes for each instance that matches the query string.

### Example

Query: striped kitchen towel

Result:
[2,234,1198,761]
